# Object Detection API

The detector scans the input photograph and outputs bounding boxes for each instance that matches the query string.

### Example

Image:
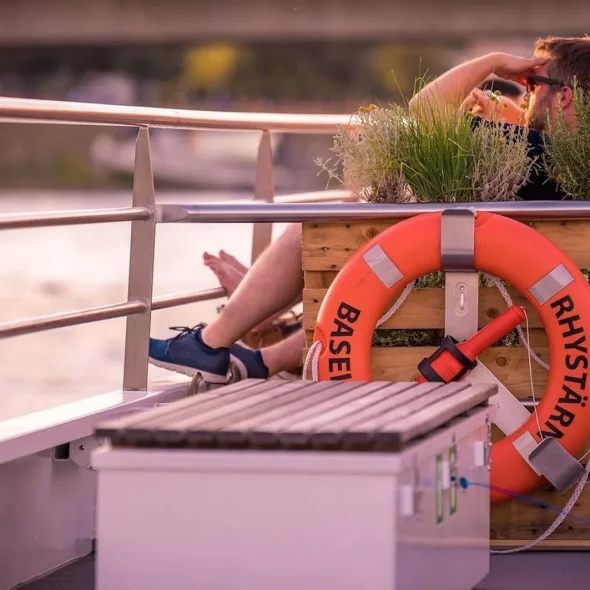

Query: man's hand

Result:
[489,52,549,83]
[461,88,525,125]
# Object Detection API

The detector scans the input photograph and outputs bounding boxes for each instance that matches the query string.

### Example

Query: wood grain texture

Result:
[490,539,590,549]
[303,346,549,399]
[301,218,590,544]
[302,219,590,271]
[490,483,590,542]
[303,287,544,330]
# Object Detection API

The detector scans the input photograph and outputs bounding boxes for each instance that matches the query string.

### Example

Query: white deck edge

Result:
[0,377,191,465]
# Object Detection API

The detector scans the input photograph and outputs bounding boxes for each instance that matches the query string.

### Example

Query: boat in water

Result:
[90,128,296,190]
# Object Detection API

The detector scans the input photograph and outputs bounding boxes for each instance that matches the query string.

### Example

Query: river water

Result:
[0,191,290,421]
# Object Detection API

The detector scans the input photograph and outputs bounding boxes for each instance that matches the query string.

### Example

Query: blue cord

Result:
[455,476,590,528]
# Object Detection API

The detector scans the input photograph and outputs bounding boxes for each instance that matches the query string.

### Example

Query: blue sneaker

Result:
[149,325,269,384]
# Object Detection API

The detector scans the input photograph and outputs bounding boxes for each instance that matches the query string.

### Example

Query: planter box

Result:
[302,217,590,549]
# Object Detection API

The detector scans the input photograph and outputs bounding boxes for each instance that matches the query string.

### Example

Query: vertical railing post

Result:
[250,130,275,264]
[122,127,156,392]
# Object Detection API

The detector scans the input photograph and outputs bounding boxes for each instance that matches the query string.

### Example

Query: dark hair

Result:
[480,79,523,99]
[534,36,590,89]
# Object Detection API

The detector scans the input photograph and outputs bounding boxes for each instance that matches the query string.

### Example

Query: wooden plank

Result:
[490,483,590,541]
[95,379,266,442]
[214,382,335,447]
[244,380,373,448]
[217,381,356,448]
[104,380,493,451]
[303,270,338,289]
[527,329,548,347]
[139,381,282,446]
[280,381,403,434]
[370,347,549,400]
[302,219,590,270]
[276,382,419,450]
[277,381,394,433]
[347,382,466,434]
[202,381,316,436]
[304,328,314,348]
[342,382,494,451]
[224,380,355,434]
[490,539,590,549]
[303,346,549,399]
[150,380,289,446]
[381,384,495,448]
[302,287,544,330]
[307,382,443,448]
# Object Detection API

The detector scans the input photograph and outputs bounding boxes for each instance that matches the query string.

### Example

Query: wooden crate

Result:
[302,218,590,549]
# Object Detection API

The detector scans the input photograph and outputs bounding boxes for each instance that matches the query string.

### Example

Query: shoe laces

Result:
[165,323,206,352]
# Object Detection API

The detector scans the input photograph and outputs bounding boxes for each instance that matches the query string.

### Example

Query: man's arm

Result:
[408,52,548,117]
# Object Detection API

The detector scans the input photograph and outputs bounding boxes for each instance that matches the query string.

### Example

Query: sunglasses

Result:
[525,74,564,94]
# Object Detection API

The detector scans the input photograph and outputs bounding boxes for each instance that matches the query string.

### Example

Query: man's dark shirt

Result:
[471,115,569,201]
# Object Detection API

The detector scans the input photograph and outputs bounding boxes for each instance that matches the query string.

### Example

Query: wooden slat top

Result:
[96,379,497,452]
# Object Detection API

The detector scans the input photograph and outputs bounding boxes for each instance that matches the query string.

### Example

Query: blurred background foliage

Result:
[0,41,454,105]
[0,41,456,189]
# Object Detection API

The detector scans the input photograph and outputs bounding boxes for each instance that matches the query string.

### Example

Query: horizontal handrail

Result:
[152,287,226,310]
[0,299,147,339]
[0,97,356,133]
[157,200,590,223]
[0,192,356,232]
[273,189,354,204]
[0,206,151,231]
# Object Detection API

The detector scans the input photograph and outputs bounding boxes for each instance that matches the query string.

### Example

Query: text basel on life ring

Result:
[312,210,590,502]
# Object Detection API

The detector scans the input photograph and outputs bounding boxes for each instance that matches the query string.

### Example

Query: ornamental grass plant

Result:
[317,88,533,204]
[544,82,590,200]
[316,83,534,348]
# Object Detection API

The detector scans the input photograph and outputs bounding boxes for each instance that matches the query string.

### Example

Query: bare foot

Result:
[219,250,249,274]
[203,252,245,297]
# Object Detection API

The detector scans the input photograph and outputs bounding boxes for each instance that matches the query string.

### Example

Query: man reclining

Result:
[149,36,590,384]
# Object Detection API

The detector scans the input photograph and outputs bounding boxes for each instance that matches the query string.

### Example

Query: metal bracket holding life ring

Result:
[304,208,590,507]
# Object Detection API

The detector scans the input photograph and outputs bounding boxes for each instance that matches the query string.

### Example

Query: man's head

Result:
[525,36,590,131]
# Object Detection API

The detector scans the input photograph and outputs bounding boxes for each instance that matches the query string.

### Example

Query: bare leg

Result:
[259,329,305,375]
[204,248,302,332]
[202,222,304,349]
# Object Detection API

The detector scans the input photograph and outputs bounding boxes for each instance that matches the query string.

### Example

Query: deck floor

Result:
[21,551,590,590]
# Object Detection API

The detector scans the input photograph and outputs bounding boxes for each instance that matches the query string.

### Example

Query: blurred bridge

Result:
[3,0,589,44]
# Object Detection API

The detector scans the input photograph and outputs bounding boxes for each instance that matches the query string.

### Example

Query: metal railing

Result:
[0,97,357,393]
[0,97,356,132]
[4,97,590,397]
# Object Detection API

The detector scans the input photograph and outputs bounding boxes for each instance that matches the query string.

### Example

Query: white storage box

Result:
[93,379,496,590]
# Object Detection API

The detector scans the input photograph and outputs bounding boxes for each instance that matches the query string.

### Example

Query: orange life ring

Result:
[312,210,590,502]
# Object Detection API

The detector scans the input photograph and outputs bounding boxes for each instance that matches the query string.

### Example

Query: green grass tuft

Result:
[316,86,532,204]
[544,83,590,200]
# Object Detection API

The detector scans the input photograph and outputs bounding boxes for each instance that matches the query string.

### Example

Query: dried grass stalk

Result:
[544,83,590,200]
[317,99,532,204]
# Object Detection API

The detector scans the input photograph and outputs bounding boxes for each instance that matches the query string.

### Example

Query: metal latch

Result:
[441,208,478,342]
[528,437,586,492]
